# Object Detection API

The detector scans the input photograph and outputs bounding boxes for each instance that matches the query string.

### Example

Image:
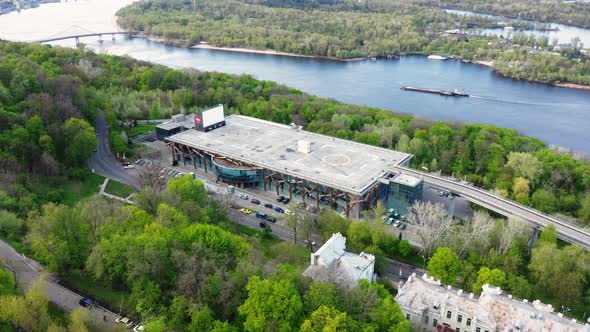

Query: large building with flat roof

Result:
[165,110,422,218]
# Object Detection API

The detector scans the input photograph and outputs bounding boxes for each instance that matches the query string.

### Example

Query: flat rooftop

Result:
[391,173,423,187]
[167,115,413,194]
[157,114,195,130]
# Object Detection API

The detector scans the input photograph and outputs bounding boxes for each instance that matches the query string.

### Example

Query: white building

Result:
[395,273,590,332]
[303,233,375,289]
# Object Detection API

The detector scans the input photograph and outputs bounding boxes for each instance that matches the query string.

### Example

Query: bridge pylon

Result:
[98,34,103,43]
[75,37,80,46]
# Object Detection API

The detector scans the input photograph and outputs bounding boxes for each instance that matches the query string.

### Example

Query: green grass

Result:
[61,174,106,206]
[104,179,134,198]
[62,270,134,315]
[128,124,155,138]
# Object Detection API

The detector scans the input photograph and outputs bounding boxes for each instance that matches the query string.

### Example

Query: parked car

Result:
[259,222,267,228]
[133,325,145,332]
[240,208,252,214]
[394,220,402,228]
[264,203,273,209]
[251,199,261,205]
[123,165,135,169]
[392,213,401,220]
[78,298,95,308]
[116,317,134,328]
[386,218,394,225]
[304,240,317,247]
[274,207,285,213]
[284,209,293,215]
[401,215,407,222]
[239,193,249,200]
[266,215,277,223]
[399,223,407,230]
[283,198,290,204]
[387,208,395,214]
[255,212,267,219]
[277,196,286,203]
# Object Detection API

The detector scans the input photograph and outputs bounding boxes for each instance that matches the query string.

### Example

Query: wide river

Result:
[1,0,589,153]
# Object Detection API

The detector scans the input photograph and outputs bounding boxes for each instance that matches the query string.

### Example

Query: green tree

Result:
[0,210,23,240]
[506,152,543,181]
[347,222,372,253]
[300,306,357,332]
[538,224,557,245]
[473,267,507,294]
[303,281,338,315]
[427,247,461,285]
[507,274,532,299]
[62,118,97,167]
[531,189,557,213]
[238,276,303,332]
[168,175,207,206]
[0,267,15,296]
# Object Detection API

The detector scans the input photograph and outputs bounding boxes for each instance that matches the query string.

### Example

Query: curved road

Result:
[394,166,590,249]
[90,111,139,189]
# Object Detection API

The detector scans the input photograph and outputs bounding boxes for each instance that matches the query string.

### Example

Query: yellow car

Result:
[240,208,252,214]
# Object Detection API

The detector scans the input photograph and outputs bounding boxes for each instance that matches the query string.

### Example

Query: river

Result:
[445,9,590,46]
[1,0,589,154]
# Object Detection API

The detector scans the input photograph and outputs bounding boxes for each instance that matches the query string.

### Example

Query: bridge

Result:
[393,166,590,249]
[33,25,139,45]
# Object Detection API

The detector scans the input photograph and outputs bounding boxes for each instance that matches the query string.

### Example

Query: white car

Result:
[284,209,294,215]
[133,325,144,332]
[116,317,134,328]
[239,193,249,200]
[123,165,135,169]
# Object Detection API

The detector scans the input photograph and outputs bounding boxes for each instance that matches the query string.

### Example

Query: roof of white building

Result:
[396,273,590,332]
[303,233,375,288]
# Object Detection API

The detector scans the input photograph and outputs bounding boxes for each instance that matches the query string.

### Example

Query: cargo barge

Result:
[400,86,469,97]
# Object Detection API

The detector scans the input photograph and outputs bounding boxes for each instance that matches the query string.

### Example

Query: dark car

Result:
[255,212,267,219]
[266,215,277,223]
[274,206,285,213]
[259,222,267,228]
[282,197,290,204]
[251,199,261,205]
[399,223,407,230]
[264,203,273,209]
[79,298,95,308]
[277,196,286,203]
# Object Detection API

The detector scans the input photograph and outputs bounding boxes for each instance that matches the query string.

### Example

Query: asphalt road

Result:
[0,241,121,331]
[90,111,140,189]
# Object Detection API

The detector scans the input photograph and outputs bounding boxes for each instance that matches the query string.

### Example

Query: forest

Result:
[0,39,590,328]
[116,0,590,86]
[414,0,590,28]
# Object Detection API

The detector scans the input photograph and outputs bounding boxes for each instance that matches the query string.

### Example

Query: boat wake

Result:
[469,95,581,107]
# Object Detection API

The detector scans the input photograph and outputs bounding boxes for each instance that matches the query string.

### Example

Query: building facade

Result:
[395,273,589,332]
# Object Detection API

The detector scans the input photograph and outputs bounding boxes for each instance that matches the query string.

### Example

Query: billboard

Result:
[195,105,225,132]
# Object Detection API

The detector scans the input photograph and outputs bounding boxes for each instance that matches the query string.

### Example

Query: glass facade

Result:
[386,180,424,215]
[211,158,261,184]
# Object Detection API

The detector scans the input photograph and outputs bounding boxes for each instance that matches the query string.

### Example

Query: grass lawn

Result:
[61,174,106,206]
[63,270,134,315]
[104,179,134,198]
[128,124,155,138]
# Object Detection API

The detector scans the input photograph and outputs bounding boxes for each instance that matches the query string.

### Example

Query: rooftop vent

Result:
[298,140,312,154]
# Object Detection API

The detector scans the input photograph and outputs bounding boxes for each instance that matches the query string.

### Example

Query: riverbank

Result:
[191,44,368,62]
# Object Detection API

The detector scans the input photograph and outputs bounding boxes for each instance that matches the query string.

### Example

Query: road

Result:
[394,166,590,249]
[90,111,139,189]
[0,241,120,331]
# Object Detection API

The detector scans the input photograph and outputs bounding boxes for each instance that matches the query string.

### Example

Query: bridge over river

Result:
[33,25,139,45]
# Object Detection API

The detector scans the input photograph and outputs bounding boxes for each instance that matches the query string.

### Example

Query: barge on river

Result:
[400,86,469,97]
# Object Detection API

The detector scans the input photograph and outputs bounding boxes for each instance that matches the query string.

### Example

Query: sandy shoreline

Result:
[554,82,590,91]
[191,44,367,62]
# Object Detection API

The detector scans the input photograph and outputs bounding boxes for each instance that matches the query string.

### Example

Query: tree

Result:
[427,247,461,285]
[168,175,207,205]
[62,118,97,167]
[0,210,23,240]
[238,276,303,332]
[531,189,557,213]
[68,308,90,332]
[455,211,494,257]
[538,223,557,245]
[408,201,454,257]
[472,267,507,294]
[346,222,372,253]
[578,194,590,223]
[300,306,357,332]
[0,267,15,296]
[506,152,543,181]
[398,240,411,257]
[303,281,338,315]
[512,177,530,204]
[318,211,350,241]
[495,217,532,255]
[507,274,532,299]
